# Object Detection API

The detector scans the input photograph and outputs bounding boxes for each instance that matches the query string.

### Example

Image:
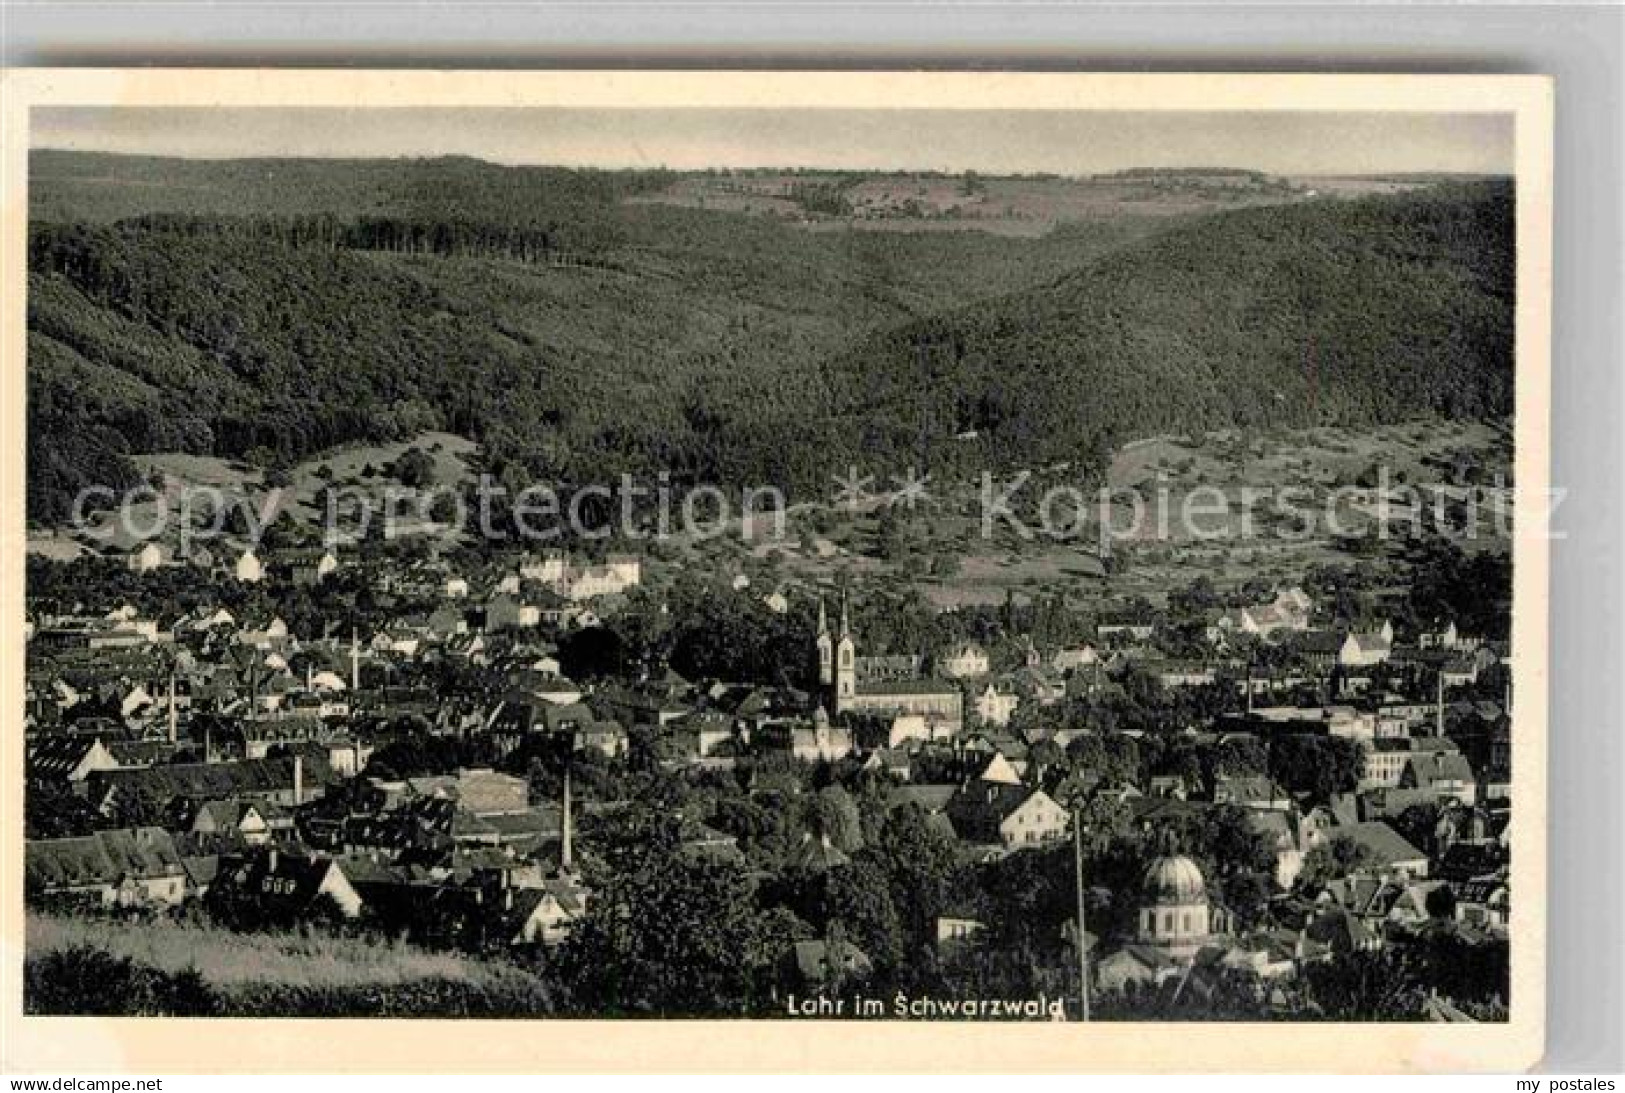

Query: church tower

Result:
[815,596,834,688]
[834,591,857,713]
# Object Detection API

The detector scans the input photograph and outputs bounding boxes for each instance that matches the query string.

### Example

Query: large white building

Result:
[516,552,642,602]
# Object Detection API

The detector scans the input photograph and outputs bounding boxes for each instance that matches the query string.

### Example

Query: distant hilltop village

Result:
[23,525,1513,1019]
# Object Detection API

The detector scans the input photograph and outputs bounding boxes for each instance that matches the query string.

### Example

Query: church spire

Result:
[814,591,836,690]
[832,586,856,712]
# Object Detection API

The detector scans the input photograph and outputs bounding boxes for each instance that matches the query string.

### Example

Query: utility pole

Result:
[560,759,574,875]
[167,667,179,745]
[1073,812,1091,1022]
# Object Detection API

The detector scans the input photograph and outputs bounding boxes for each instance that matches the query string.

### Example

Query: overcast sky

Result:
[32,107,1514,176]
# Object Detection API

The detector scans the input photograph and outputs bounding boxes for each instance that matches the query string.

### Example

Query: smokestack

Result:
[292,754,303,807]
[560,760,574,874]
[167,669,178,745]
[1436,671,1445,736]
[350,628,360,692]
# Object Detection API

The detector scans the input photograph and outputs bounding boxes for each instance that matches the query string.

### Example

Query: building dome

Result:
[1142,855,1208,905]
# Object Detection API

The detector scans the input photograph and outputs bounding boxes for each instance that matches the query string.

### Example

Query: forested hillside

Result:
[26,152,1513,525]
[817,181,1515,474]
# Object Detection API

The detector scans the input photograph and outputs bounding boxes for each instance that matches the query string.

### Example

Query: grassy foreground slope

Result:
[26,911,553,1017]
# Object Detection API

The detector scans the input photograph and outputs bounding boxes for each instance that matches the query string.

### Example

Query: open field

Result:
[1287,174,1503,198]
[627,170,1321,235]
[30,432,479,557]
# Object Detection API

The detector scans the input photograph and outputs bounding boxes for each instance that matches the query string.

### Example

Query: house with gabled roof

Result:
[785,939,873,991]
[233,549,265,584]
[1334,821,1430,879]
[947,783,1069,848]
[938,643,990,680]
[207,847,364,921]
[87,754,332,816]
[786,711,855,763]
[1213,774,1293,812]
[861,747,913,782]
[26,735,121,786]
[1301,904,1383,957]
[1011,665,1067,706]
[188,799,277,845]
[404,768,529,818]
[791,832,851,872]
[126,541,169,574]
[1094,943,1180,994]
[1292,629,1345,668]
[976,751,1023,787]
[495,877,590,946]
[1051,644,1099,674]
[1339,623,1394,668]
[26,827,187,907]
[578,720,629,759]
[935,910,987,957]
[974,683,1019,727]
[1401,749,1478,806]
[1449,879,1509,932]
[1246,809,1312,888]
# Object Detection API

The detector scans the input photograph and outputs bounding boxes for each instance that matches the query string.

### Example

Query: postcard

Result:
[0,69,1552,1072]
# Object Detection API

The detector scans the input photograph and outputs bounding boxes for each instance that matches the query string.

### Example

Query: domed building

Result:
[1136,853,1231,960]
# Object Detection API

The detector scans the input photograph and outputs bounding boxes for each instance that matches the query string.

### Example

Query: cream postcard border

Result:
[0,69,1553,1074]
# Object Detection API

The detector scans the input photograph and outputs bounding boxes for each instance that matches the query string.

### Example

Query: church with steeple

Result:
[812,590,963,734]
[814,592,857,713]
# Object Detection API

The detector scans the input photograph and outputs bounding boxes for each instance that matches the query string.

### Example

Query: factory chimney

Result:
[167,669,179,745]
[560,759,574,876]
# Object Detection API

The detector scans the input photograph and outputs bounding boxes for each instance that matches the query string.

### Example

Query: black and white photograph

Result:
[5,70,1553,1069]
